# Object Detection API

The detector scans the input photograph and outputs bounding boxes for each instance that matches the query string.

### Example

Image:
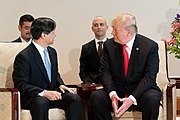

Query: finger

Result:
[60,88,65,93]
[112,102,118,114]
[116,107,124,117]
[120,98,128,102]
[67,88,74,93]
[57,92,62,100]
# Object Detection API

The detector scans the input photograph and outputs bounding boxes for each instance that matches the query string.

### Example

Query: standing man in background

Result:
[79,16,109,84]
[13,17,83,120]
[12,14,34,43]
[90,13,162,120]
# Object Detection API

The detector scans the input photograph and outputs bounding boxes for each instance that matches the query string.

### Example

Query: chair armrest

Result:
[0,88,19,120]
[166,81,176,120]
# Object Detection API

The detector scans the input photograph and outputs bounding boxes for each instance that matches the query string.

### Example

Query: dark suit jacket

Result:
[12,37,22,42]
[79,38,108,83]
[100,34,160,100]
[13,43,64,108]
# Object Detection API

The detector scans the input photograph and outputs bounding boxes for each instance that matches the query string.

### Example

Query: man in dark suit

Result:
[90,13,162,120]
[13,17,83,120]
[79,16,108,84]
[12,14,34,43]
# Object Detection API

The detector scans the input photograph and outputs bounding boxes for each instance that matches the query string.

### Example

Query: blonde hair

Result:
[112,13,138,33]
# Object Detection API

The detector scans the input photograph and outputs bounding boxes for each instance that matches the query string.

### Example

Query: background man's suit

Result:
[13,43,82,120]
[12,37,22,42]
[79,39,108,83]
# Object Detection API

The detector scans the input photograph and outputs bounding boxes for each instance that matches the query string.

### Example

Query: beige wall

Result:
[0,0,179,84]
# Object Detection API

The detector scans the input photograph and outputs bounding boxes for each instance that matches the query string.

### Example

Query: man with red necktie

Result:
[90,13,162,120]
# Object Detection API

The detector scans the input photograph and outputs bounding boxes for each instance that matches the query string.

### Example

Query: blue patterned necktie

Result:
[43,49,51,82]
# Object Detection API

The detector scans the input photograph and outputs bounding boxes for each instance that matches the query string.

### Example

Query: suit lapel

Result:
[112,43,124,78]
[127,36,140,78]
[30,43,50,83]
[91,40,100,61]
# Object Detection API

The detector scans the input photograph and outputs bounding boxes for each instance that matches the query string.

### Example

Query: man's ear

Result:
[41,33,46,39]
[18,25,21,32]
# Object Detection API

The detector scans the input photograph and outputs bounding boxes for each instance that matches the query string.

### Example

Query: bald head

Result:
[91,16,108,40]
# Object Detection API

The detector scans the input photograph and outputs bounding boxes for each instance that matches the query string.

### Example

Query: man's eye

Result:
[94,24,98,27]
[25,26,30,30]
[100,23,105,26]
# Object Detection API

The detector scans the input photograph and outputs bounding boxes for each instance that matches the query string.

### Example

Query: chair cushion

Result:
[21,108,66,120]
[112,111,141,120]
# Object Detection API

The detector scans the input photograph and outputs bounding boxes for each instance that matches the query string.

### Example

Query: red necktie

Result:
[122,44,129,77]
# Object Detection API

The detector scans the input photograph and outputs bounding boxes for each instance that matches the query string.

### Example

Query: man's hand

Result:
[43,90,62,101]
[59,85,74,93]
[115,97,134,118]
[111,94,121,117]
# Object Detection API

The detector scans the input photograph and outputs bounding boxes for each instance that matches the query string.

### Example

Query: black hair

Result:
[30,17,56,40]
[19,14,34,26]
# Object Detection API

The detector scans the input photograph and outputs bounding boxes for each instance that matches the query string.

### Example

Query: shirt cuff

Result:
[129,95,137,105]
[38,90,45,96]
[109,91,117,99]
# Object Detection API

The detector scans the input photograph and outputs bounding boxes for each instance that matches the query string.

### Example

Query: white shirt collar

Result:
[20,37,32,44]
[124,34,136,58]
[95,37,107,50]
[32,41,45,53]
[126,34,136,50]
[32,41,50,64]
[95,37,107,44]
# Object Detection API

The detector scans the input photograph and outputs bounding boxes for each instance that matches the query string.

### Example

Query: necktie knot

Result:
[123,44,127,49]
[98,41,103,45]
[43,49,51,82]
[98,41,103,58]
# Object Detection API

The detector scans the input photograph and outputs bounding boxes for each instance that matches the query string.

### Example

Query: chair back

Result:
[156,41,169,90]
[0,43,28,88]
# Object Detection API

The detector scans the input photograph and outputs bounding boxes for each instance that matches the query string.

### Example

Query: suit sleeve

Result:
[79,45,94,83]
[13,53,44,97]
[100,43,117,93]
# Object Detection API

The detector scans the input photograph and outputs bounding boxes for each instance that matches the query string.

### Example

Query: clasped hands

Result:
[43,85,74,101]
[112,94,134,118]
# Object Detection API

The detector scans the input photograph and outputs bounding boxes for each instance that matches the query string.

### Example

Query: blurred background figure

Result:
[12,14,34,43]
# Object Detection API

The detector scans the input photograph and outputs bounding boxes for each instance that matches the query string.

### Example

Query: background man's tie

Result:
[98,41,103,58]
[122,44,129,77]
[44,49,51,82]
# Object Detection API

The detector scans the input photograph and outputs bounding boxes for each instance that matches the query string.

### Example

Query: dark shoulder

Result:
[104,38,116,46]
[83,39,95,46]
[81,39,95,48]
[136,34,157,45]
[48,46,56,52]
[12,37,22,42]
[136,34,158,50]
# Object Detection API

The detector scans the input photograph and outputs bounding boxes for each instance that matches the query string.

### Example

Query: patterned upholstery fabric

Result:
[20,109,66,120]
[0,92,12,120]
[0,43,27,120]
[0,43,67,120]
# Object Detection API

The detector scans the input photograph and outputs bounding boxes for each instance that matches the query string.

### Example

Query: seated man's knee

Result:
[31,97,50,111]
[90,90,104,105]
[143,90,161,108]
